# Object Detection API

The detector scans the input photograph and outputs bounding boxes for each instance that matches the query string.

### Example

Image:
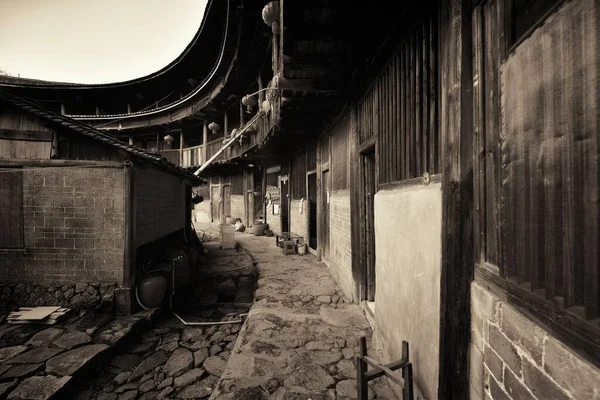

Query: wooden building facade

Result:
[205,0,600,398]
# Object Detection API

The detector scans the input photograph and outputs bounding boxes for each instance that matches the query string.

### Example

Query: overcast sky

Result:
[0,0,208,83]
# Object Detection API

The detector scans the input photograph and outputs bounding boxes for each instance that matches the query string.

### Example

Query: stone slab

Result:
[7,375,71,400]
[1,363,44,380]
[5,347,63,364]
[25,328,64,347]
[45,344,109,376]
[53,331,92,350]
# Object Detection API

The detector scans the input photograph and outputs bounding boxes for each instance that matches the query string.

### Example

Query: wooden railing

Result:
[159,149,180,166]
[182,145,204,167]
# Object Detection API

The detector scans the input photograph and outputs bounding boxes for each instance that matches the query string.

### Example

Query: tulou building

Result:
[0,0,598,398]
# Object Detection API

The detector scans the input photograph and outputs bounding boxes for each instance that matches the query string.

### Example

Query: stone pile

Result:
[78,315,244,400]
[0,307,156,400]
[0,283,116,314]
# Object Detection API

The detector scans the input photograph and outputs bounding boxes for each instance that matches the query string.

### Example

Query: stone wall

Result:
[0,282,116,314]
[323,191,353,300]
[0,168,125,285]
[373,182,442,400]
[290,199,309,241]
[470,281,600,400]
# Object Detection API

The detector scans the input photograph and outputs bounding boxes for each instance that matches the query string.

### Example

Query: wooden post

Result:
[262,164,267,223]
[356,336,368,400]
[50,132,59,159]
[224,112,229,138]
[123,164,135,288]
[127,104,132,114]
[185,185,192,242]
[128,137,133,145]
[258,76,265,104]
[156,133,160,152]
[60,103,66,115]
[349,104,363,302]
[438,0,474,399]
[240,102,245,127]
[202,122,208,164]
[179,131,184,166]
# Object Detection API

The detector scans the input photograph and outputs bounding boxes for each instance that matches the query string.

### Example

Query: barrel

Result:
[252,222,267,236]
[137,271,168,309]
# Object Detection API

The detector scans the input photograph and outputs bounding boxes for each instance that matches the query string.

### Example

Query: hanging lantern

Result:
[164,134,174,144]
[242,95,258,114]
[208,122,220,133]
[262,100,271,113]
[262,2,280,33]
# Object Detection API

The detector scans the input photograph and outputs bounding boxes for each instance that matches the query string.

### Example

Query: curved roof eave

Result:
[0,0,216,90]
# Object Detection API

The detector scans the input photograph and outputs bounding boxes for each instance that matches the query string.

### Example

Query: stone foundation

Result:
[0,282,117,314]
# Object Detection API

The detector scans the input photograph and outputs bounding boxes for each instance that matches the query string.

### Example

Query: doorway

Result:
[362,150,376,301]
[223,185,231,218]
[321,169,330,260]
[308,172,318,250]
[280,172,289,233]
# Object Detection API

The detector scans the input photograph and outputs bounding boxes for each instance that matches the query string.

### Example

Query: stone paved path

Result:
[211,233,396,400]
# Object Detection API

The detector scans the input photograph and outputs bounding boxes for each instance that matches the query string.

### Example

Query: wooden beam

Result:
[0,129,53,142]
[0,159,123,168]
[438,0,474,399]
[277,77,338,94]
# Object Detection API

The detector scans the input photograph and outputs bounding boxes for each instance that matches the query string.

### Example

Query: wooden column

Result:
[179,131,184,166]
[258,76,265,104]
[437,0,474,399]
[123,164,136,288]
[349,105,362,302]
[202,122,208,164]
[224,112,229,138]
[156,133,160,152]
[128,137,133,145]
[240,102,245,127]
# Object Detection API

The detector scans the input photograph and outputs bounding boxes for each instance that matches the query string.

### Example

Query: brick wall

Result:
[230,195,245,222]
[470,280,600,400]
[289,199,308,241]
[0,168,125,285]
[324,190,353,300]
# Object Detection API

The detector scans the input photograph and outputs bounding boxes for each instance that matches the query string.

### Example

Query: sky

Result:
[0,0,208,84]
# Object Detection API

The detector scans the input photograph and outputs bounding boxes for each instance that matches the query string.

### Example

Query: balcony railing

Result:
[159,149,181,166]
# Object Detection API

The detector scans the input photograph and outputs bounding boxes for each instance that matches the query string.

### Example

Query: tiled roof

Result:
[0,89,203,184]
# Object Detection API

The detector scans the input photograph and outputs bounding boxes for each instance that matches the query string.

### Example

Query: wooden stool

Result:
[282,240,296,255]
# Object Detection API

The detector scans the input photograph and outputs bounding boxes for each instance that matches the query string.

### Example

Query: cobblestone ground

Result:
[75,315,244,400]
[211,233,396,400]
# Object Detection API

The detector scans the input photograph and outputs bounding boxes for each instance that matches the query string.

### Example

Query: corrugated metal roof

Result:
[0,89,203,184]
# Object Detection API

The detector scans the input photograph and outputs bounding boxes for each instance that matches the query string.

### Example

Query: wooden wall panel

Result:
[500,0,599,319]
[331,115,349,191]
[134,168,185,246]
[291,153,307,199]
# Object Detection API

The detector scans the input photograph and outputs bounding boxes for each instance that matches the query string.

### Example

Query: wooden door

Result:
[210,186,220,223]
[223,185,231,217]
[362,151,376,301]
[308,172,318,249]
[322,169,330,259]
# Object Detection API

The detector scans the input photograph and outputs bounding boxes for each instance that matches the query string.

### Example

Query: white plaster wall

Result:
[193,201,211,223]
[374,182,442,400]
[290,199,309,240]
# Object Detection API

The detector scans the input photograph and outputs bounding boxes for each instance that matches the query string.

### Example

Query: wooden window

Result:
[0,169,24,248]
[506,0,563,48]
[291,154,306,199]
[358,9,439,185]
[331,117,349,191]
[474,0,600,363]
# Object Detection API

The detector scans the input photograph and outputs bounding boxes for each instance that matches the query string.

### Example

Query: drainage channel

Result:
[71,242,256,400]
